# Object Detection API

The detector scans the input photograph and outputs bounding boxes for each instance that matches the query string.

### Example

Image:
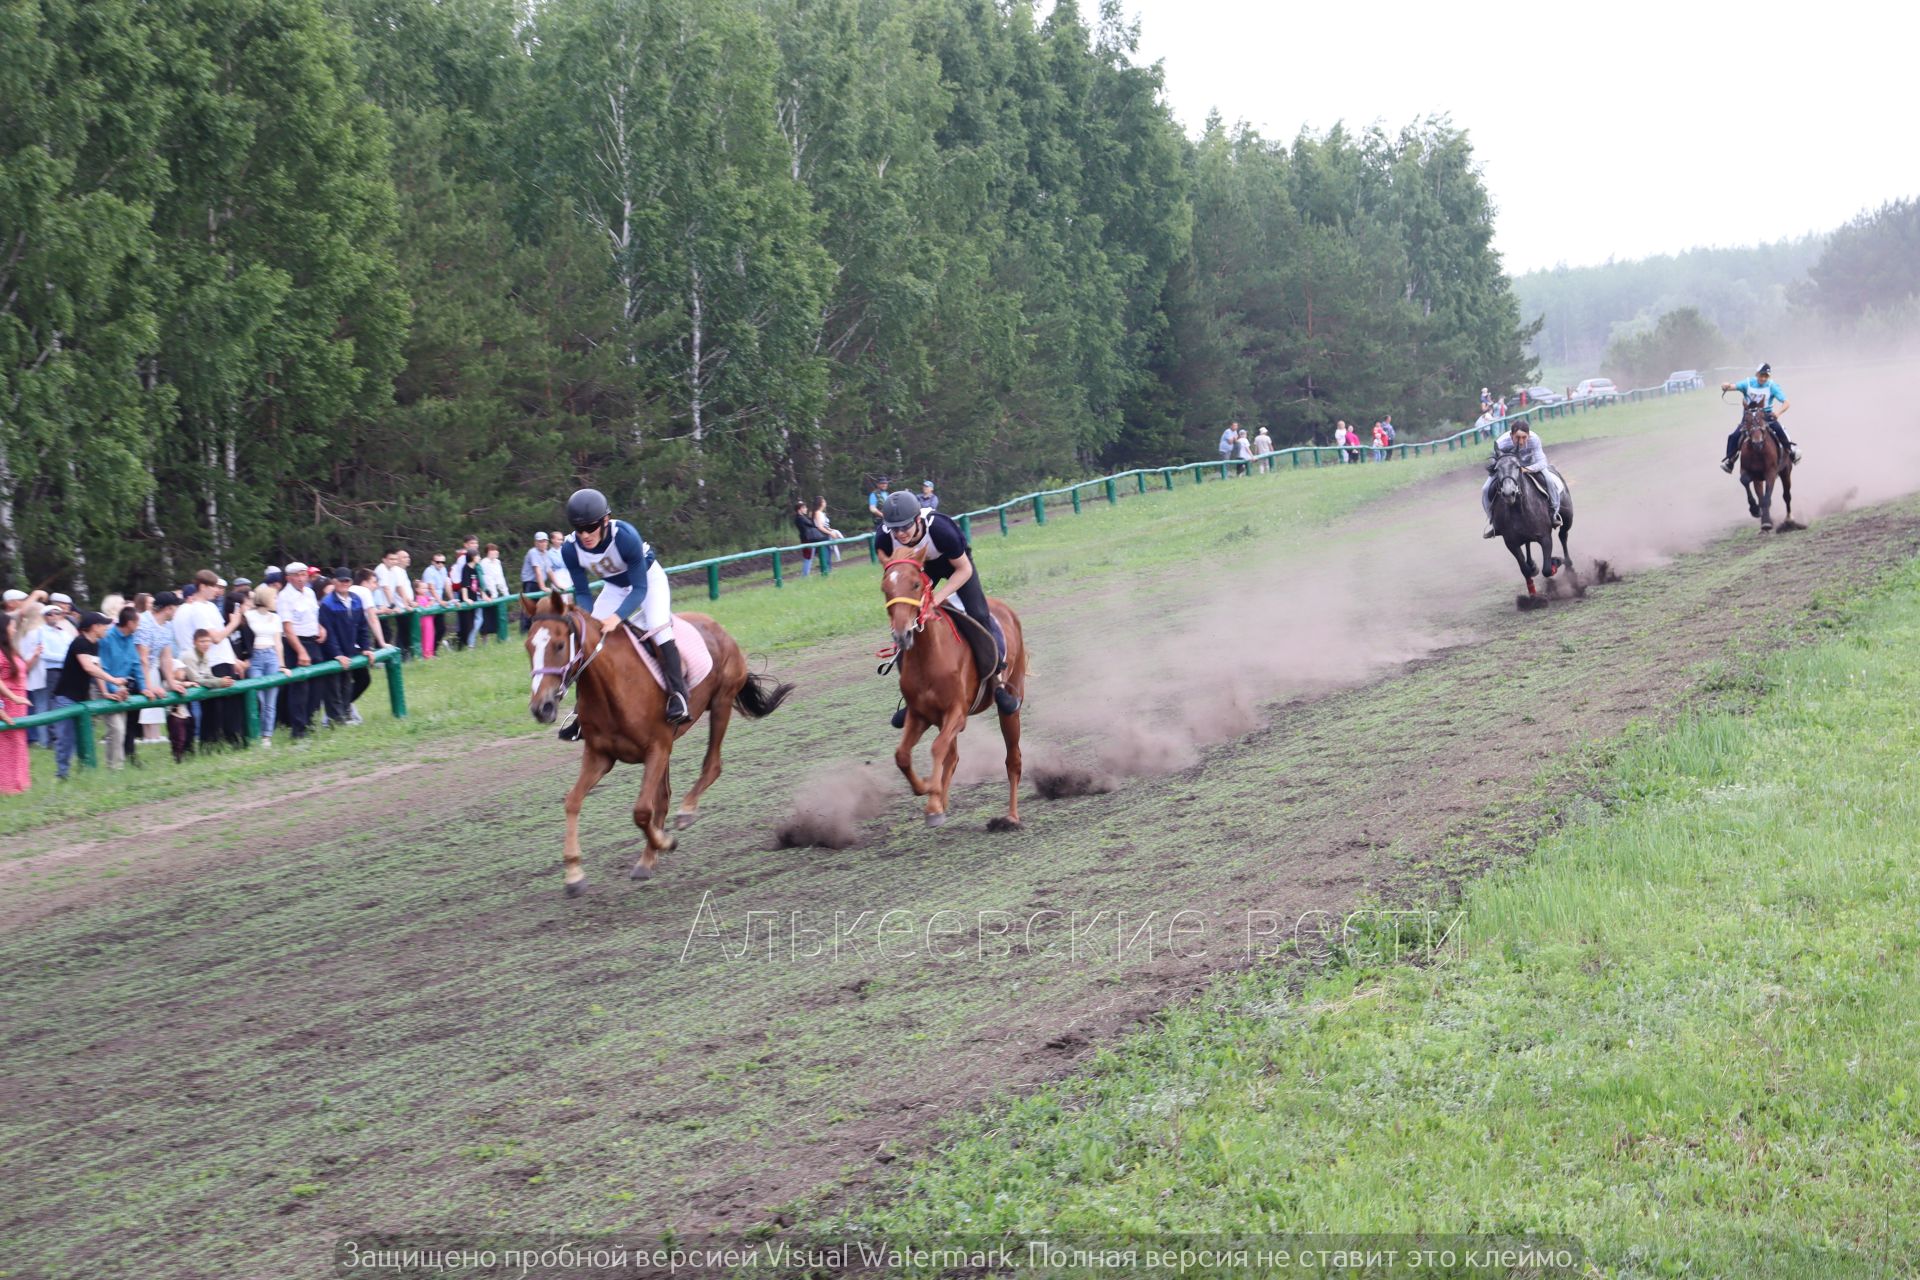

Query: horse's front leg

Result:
[924,708,967,828]
[631,743,676,879]
[894,707,931,796]
[562,746,616,896]
[1743,478,1760,518]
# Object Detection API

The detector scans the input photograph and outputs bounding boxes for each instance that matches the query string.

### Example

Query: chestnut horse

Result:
[881,556,1027,829]
[524,593,792,894]
[1735,396,1794,531]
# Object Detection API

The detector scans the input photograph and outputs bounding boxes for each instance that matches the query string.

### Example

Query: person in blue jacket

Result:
[555,488,690,737]
[1720,362,1802,472]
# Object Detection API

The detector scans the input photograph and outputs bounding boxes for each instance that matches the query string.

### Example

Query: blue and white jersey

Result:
[1733,377,1786,410]
[1491,429,1549,471]
[560,518,653,590]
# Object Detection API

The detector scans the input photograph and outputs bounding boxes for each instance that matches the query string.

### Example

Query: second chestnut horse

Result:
[881,555,1027,829]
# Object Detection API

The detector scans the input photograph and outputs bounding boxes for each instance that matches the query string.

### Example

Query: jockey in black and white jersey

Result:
[874,489,1021,719]
[553,487,691,738]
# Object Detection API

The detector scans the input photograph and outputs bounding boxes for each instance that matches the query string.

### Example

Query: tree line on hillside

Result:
[1588,198,1920,391]
[2,0,1536,596]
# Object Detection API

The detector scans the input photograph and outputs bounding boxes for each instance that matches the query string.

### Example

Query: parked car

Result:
[1572,377,1620,402]
[1665,369,1703,391]
[1521,385,1563,406]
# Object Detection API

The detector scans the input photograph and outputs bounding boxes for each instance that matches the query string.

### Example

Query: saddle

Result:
[938,602,1002,716]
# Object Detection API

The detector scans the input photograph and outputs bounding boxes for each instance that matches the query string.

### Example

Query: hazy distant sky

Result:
[1122,0,1920,275]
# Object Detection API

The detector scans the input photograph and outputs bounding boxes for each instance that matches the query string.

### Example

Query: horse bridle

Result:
[882,555,932,633]
[530,609,602,698]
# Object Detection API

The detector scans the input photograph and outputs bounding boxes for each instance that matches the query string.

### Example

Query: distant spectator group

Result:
[0,532,583,797]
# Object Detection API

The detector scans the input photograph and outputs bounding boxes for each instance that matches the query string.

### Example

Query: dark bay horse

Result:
[524,593,792,894]
[1735,397,1794,531]
[881,556,1027,829]
[1489,454,1581,609]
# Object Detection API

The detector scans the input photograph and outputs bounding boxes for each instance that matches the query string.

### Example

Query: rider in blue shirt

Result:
[554,488,691,736]
[1720,362,1801,471]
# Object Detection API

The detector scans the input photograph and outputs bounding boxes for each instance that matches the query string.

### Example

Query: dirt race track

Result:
[5,367,1920,1277]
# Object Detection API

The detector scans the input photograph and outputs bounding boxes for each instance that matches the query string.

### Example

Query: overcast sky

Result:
[1122,0,1919,275]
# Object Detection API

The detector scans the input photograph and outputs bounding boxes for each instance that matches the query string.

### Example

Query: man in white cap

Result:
[919,480,939,513]
[38,600,77,718]
[520,532,551,632]
[2,589,23,625]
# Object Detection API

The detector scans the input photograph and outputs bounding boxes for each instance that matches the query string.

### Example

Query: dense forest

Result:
[5,0,1535,593]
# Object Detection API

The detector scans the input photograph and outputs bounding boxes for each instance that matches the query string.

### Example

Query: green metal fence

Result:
[8,647,406,769]
[648,381,1699,599]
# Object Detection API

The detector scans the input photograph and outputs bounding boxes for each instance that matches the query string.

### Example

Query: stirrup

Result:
[664,690,692,725]
[556,711,581,741]
[1719,456,1736,473]
[1789,444,1803,462]
[1482,522,1498,539]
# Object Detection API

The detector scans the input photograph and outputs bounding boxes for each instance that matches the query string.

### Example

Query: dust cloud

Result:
[773,764,893,849]
[774,352,1920,839]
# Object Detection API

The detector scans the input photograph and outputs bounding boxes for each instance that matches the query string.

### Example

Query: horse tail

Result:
[735,670,795,719]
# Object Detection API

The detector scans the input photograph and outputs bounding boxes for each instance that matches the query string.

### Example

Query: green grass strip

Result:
[839,557,1920,1277]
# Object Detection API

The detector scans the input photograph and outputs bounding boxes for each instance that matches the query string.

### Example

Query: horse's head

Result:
[524,591,583,724]
[1493,453,1525,506]
[881,555,929,652]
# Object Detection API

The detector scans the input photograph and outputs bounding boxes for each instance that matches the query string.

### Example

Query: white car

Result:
[1572,377,1620,402]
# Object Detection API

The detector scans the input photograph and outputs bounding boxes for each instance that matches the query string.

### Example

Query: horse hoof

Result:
[629,862,654,881]
[674,812,698,831]
[663,835,678,854]
[565,878,589,898]
[987,816,1023,833]
[925,812,948,829]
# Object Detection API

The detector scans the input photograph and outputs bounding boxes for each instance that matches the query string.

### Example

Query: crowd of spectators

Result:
[0,533,578,797]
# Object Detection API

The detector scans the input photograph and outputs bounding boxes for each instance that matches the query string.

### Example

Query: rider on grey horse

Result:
[1482,419,1563,538]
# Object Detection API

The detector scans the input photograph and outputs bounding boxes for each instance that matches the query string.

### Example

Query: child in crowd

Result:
[414,579,437,657]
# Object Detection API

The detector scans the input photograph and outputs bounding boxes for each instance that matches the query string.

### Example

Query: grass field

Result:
[0,391,1707,838]
[836,556,1920,1277]
[11,381,1904,1279]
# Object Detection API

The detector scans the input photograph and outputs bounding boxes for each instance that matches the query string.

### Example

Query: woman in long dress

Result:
[0,614,30,794]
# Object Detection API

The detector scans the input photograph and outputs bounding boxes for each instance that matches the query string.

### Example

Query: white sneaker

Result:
[258,737,273,750]
[1789,444,1803,463]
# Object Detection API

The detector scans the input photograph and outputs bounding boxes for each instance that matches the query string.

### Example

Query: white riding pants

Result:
[590,559,674,642]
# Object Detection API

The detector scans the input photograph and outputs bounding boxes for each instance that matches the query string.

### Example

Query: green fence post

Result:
[1135,472,1146,495]
[1070,487,1082,514]
[75,709,97,769]
[1163,469,1174,491]
[1105,477,1117,505]
[1032,494,1046,524]
[868,533,879,562]
[820,545,832,576]
[385,651,408,719]
[772,550,783,588]
[1194,466,1204,485]
[998,506,1009,536]
[959,513,972,541]
[243,685,261,742]
[706,563,720,600]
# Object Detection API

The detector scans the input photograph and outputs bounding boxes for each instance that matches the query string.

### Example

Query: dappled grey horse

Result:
[1488,453,1581,608]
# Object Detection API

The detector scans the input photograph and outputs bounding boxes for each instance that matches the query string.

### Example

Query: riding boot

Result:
[656,637,693,724]
[991,676,1021,717]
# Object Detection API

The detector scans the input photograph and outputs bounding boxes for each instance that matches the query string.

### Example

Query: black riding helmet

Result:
[881,490,924,531]
[566,487,610,531]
